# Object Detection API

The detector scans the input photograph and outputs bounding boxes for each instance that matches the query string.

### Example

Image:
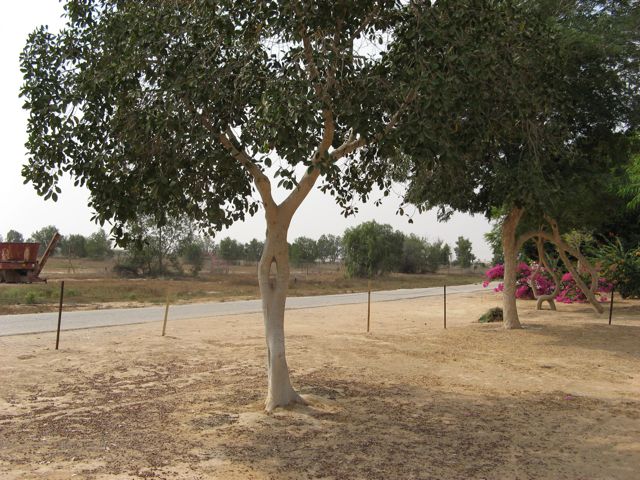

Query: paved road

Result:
[0,283,489,336]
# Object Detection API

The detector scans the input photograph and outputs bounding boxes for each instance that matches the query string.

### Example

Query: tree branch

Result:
[545,215,604,314]
[218,128,275,209]
[331,89,417,161]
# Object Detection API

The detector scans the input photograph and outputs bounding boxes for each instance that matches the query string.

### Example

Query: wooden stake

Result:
[367,278,371,333]
[608,287,614,325]
[162,293,170,336]
[443,283,447,329]
[55,281,65,350]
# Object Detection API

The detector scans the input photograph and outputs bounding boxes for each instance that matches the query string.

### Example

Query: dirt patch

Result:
[0,292,639,479]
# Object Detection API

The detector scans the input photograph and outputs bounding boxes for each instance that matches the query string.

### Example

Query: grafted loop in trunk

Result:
[530,236,560,311]
[258,214,305,411]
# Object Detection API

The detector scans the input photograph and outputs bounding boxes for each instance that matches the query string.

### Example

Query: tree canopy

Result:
[342,221,404,277]
[20,0,419,243]
[401,0,639,223]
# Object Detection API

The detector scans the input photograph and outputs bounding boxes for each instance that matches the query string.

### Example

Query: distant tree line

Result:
[216,221,477,278]
[3,220,478,279]
[2,226,112,259]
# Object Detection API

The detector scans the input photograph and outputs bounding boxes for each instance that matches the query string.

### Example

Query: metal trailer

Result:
[0,233,61,283]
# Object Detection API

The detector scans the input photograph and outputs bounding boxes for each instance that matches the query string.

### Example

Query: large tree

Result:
[5,230,24,243]
[454,236,475,268]
[20,0,440,410]
[290,236,318,267]
[399,0,639,328]
[342,221,404,277]
[28,225,60,256]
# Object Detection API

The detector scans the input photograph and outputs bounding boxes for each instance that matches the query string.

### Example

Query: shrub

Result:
[593,239,640,299]
[24,291,37,305]
[483,262,611,303]
[479,307,503,323]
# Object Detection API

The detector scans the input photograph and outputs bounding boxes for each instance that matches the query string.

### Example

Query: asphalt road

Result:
[0,282,489,336]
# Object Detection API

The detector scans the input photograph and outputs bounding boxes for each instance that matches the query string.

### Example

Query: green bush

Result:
[593,239,640,299]
[24,291,37,305]
[342,221,404,278]
[479,307,503,323]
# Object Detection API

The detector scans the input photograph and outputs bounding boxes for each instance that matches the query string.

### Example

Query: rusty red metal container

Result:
[0,242,40,269]
[0,233,60,283]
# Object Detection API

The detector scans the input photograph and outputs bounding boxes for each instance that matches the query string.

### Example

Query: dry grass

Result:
[0,292,638,479]
[0,258,482,315]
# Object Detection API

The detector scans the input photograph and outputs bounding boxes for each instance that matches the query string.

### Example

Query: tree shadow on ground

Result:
[522,318,640,359]
[214,374,640,480]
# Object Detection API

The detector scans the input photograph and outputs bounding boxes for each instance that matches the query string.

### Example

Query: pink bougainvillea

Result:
[555,271,612,304]
[483,263,611,303]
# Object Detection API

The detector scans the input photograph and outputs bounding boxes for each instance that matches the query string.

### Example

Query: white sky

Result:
[0,1,493,260]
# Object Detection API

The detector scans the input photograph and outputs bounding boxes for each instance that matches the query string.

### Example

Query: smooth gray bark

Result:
[502,207,523,329]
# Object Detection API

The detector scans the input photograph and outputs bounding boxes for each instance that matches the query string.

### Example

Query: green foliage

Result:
[478,307,503,323]
[290,237,318,267]
[24,291,38,305]
[219,237,245,262]
[400,235,427,274]
[28,225,58,255]
[180,240,206,276]
[19,0,422,244]
[621,149,640,209]
[454,236,475,268]
[342,221,404,278]
[401,1,639,230]
[592,238,640,299]
[316,234,342,263]
[244,239,264,263]
[60,233,87,258]
[85,230,113,259]
[5,230,24,243]
[430,240,451,268]
[484,222,504,265]
[400,235,447,274]
[115,216,194,276]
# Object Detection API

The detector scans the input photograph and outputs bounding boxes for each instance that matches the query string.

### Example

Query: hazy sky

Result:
[0,1,494,260]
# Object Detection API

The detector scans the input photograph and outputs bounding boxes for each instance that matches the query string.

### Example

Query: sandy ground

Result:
[0,291,639,480]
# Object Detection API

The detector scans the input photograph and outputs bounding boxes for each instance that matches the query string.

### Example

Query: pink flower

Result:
[516,284,533,299]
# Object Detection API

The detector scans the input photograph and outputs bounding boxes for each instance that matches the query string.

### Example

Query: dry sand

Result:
[1,291,639,479]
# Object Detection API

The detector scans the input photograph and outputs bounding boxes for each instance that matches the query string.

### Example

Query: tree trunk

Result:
[502,207,523,329]
[531,237,559,311]
[258,210,305,411]
[547,219,604,314]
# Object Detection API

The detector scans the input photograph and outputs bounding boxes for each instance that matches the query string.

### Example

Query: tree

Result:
[5,230,23,243]
[20,1,551,408]
[60,234,87,258]
[621,138,640,209]
[484,222,504,265]
[439,242,451,267]
[20,0,431,411]
[400,235,426,274]
[290,237,318,267]
[399,0,639,328]
[180,239,206,276]
[28,225,59,256]
[399,234,445,274]
[116,217,192,276]
[454,236,475,268]
[427,240,449,270]
[219,237,245,262]
[85,230,113,259]
[244,239,264,264]
[316,234,342,263]
[343,222,404,277]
